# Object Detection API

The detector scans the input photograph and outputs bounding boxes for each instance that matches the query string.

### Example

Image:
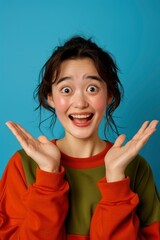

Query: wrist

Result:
[106,172,125,182]
[39,165,60,173]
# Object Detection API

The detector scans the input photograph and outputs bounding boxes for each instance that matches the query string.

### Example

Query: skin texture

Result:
[48,58,110,141]
[6,58,159,181]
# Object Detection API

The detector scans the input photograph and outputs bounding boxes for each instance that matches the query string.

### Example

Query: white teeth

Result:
[70,114,91,119]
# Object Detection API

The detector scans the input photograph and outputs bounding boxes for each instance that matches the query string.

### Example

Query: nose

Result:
[72,91,89,109]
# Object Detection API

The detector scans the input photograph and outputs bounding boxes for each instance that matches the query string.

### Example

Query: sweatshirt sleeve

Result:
[0,152,69,240]
[90,177,140,240]
[133,156,160,239]
[90,156,160,240]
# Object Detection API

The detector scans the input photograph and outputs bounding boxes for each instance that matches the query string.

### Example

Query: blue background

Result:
[0,0,160,191]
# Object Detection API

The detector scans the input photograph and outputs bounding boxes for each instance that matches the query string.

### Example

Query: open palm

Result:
[105,120,158,182]
[6,121,61,172]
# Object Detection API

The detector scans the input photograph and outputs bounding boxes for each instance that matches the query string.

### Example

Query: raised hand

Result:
[104,120,159,182]
[6,121,61,172]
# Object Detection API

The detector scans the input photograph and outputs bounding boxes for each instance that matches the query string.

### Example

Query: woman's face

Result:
[48,58,111,140]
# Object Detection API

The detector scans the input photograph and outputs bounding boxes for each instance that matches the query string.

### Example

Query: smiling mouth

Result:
[69,113,94,125]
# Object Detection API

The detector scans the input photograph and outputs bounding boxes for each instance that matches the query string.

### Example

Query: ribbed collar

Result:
[52,140,113,169]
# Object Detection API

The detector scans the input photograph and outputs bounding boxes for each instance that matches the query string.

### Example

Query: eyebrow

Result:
[55,75,103,85]
[86,75,103,81]
[55,77,72,85]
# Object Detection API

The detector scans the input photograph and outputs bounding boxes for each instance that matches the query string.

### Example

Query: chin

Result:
[70,130,98,141]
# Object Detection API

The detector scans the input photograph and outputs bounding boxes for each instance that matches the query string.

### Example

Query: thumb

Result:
[113,134,126,148]
[38,135,50,143]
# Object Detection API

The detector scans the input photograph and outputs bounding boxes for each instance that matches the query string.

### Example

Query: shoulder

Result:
[126,154,151,174]
[1,149,38,187]
[0,151,28,198]
[3,151,25,176]
[18,149,38,186]
[125,155,154,191]
[126,155,160,226]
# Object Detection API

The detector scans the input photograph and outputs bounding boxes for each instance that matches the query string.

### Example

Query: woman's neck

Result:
[56,134,106,158]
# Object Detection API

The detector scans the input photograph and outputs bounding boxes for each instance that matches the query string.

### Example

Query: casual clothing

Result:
[0,140,160,239]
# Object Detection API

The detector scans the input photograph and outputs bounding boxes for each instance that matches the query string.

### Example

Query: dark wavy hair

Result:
[34,36,124,137]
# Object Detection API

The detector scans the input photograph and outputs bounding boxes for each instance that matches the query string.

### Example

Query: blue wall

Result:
[0,0,160,191]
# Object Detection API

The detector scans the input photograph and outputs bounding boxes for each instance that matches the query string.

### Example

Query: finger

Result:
[132,121,149,140]
[133,120,158,140]
[132,124,157,152]
[138,125,157,145]
[146,120,159,131]
[6,122,27,140]
[6,121,33,149]
[13,122,35,140]
[113,134,126,148]
[143,121,158,138]
[137,120,158,143]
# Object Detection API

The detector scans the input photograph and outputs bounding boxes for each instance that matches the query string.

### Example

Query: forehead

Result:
[58,58,99,76]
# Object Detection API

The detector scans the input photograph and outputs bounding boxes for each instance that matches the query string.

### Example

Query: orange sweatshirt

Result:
[0,141,159,239]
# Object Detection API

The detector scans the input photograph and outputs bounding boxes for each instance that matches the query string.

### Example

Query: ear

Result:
[107,95,113,105]
[47,94,55,108]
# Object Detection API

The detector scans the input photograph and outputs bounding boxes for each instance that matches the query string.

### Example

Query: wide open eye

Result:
[87,85,98,93]
[61,87,72,94]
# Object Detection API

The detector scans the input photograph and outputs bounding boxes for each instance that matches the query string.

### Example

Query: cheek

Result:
[53,97,68,114]
[93,94,108,114]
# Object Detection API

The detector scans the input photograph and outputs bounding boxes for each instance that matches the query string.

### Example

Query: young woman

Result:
[0,36,159,239]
